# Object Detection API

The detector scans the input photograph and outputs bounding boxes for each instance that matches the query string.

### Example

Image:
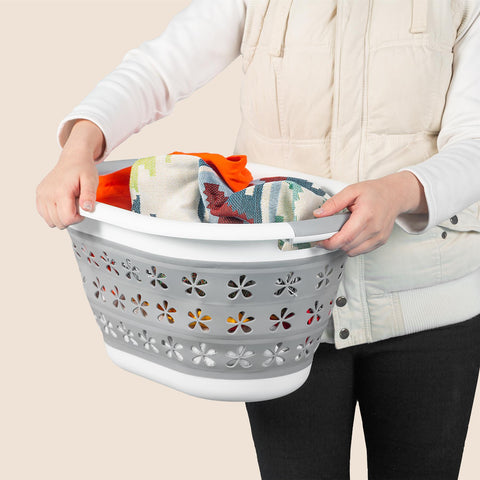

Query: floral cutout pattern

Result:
[182,273,208,297]
[295,336,314,361]
[131,294,149,317]
[157,300,176,324]
[117,321,138,346]
[227,311,254,334]
[82,245,100,267]
[262,343,289,367]
[191,343,216,367]
[122,258,142,282]
[227,275,256,299]
[270,307,294,331]
[316,265,333,290]
[146,266,168,289]
[161,336,184,361]
[226,345,255,368]
[274,272,301,296]
[138,330,159,353]
[93,277,107,302]
[111,286,126,310]
[101,251,119,276]
[306,300,323,325]
[188,308,211,331]
[96,312,117,338]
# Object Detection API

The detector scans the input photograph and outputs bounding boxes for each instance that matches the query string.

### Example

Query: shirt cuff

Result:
[394,167,434,234]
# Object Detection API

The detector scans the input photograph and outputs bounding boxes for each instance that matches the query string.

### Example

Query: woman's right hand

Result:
[36,119,105,229]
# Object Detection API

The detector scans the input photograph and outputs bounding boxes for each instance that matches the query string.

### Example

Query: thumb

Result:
[79,173,99,212]
[314,187,355,217]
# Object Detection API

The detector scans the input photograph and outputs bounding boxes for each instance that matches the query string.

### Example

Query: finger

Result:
[345,237,385,257]
[314,186,358,217]
[47,202,66,230]
[319,211,368,250]
[79,173,98,212]
[37,198,55,228]
[58,194,83,227]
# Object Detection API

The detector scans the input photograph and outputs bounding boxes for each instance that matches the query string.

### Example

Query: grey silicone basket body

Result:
[67,159,348,402]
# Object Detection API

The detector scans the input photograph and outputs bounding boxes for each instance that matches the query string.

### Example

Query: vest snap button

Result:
[339,328,350,339]
[441,231,447,239]
[336,296,347,307]
[450,215,458,225]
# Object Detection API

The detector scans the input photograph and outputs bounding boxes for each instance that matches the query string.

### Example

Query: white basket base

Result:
[104,343,311,402]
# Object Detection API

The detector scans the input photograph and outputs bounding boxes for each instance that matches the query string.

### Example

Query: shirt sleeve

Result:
[57,0,246,162]
[395,0,480,234]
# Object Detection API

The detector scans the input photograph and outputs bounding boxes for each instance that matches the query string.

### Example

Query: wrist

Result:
[390,171,428,215]
[63,119,106,161]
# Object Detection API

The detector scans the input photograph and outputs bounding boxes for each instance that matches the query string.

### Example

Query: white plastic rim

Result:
[105,343,312,402]
[71,161,348,243]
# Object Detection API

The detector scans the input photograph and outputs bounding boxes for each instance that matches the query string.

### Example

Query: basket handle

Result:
[286,213,350,245]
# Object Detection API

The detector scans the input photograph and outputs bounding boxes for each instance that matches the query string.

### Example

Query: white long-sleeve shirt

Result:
[57,0,480,233]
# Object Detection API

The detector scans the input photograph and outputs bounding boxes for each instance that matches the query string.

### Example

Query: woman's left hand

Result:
[314,171,428,257]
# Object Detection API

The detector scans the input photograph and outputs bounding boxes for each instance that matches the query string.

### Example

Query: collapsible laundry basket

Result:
[67,159,349,402]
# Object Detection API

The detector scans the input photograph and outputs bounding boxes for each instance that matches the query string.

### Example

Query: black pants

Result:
[245,314,480,480]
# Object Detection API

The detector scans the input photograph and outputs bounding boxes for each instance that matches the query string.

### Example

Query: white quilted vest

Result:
[233,0,480,348]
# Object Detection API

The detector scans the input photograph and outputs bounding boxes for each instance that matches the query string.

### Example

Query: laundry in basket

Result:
[67,159,350,402]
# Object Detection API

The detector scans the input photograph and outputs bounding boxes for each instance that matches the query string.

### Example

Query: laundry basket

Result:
[67,159,349,402]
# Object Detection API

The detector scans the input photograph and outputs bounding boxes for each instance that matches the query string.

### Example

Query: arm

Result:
[38,0,246,230]
[58,0,246,162]
[315,3,480,256]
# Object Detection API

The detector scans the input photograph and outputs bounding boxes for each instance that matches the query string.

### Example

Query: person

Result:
[36,1,480,478]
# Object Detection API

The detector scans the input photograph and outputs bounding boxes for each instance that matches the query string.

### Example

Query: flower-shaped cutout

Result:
[93,277,107,302]
[274,272,301,296]
[316,264,333,290]
[111,286,126,310]
[161,336,183,361]
[131,294,149,317]
[227,311,254,334]
[188,308,211,332]
[82,245,100,267]
[157,300,176,324]
[262,343,289,367]
[191,342,216,367]
[295,336,314,361]
[72,242,81,258]
[122,258,142,282]
[146,266,168,289]
[182,272,207,297]
[117,321,138,346]
[306,300,323,325]
[270,307,294,331]
[101,251,119,276]
[227,275,256,299]
[138,330,159,353]
[96,312,117,338]
[226,345,255,368]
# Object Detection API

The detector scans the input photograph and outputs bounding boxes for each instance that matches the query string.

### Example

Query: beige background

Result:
[1,1,478,478]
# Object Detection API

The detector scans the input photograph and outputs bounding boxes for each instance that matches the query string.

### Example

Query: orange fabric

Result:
[170,151,252,192]
[95,166,132,210]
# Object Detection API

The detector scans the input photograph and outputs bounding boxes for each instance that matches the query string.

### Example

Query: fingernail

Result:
[83,201,93,211]
[314,208,324,215]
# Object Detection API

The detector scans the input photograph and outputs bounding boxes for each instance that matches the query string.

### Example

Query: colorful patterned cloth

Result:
[128,155,333,251]
[198,159,331,224]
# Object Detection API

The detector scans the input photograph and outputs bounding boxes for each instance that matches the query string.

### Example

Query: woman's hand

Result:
[314,171,428,256]
[36,120,105,229]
